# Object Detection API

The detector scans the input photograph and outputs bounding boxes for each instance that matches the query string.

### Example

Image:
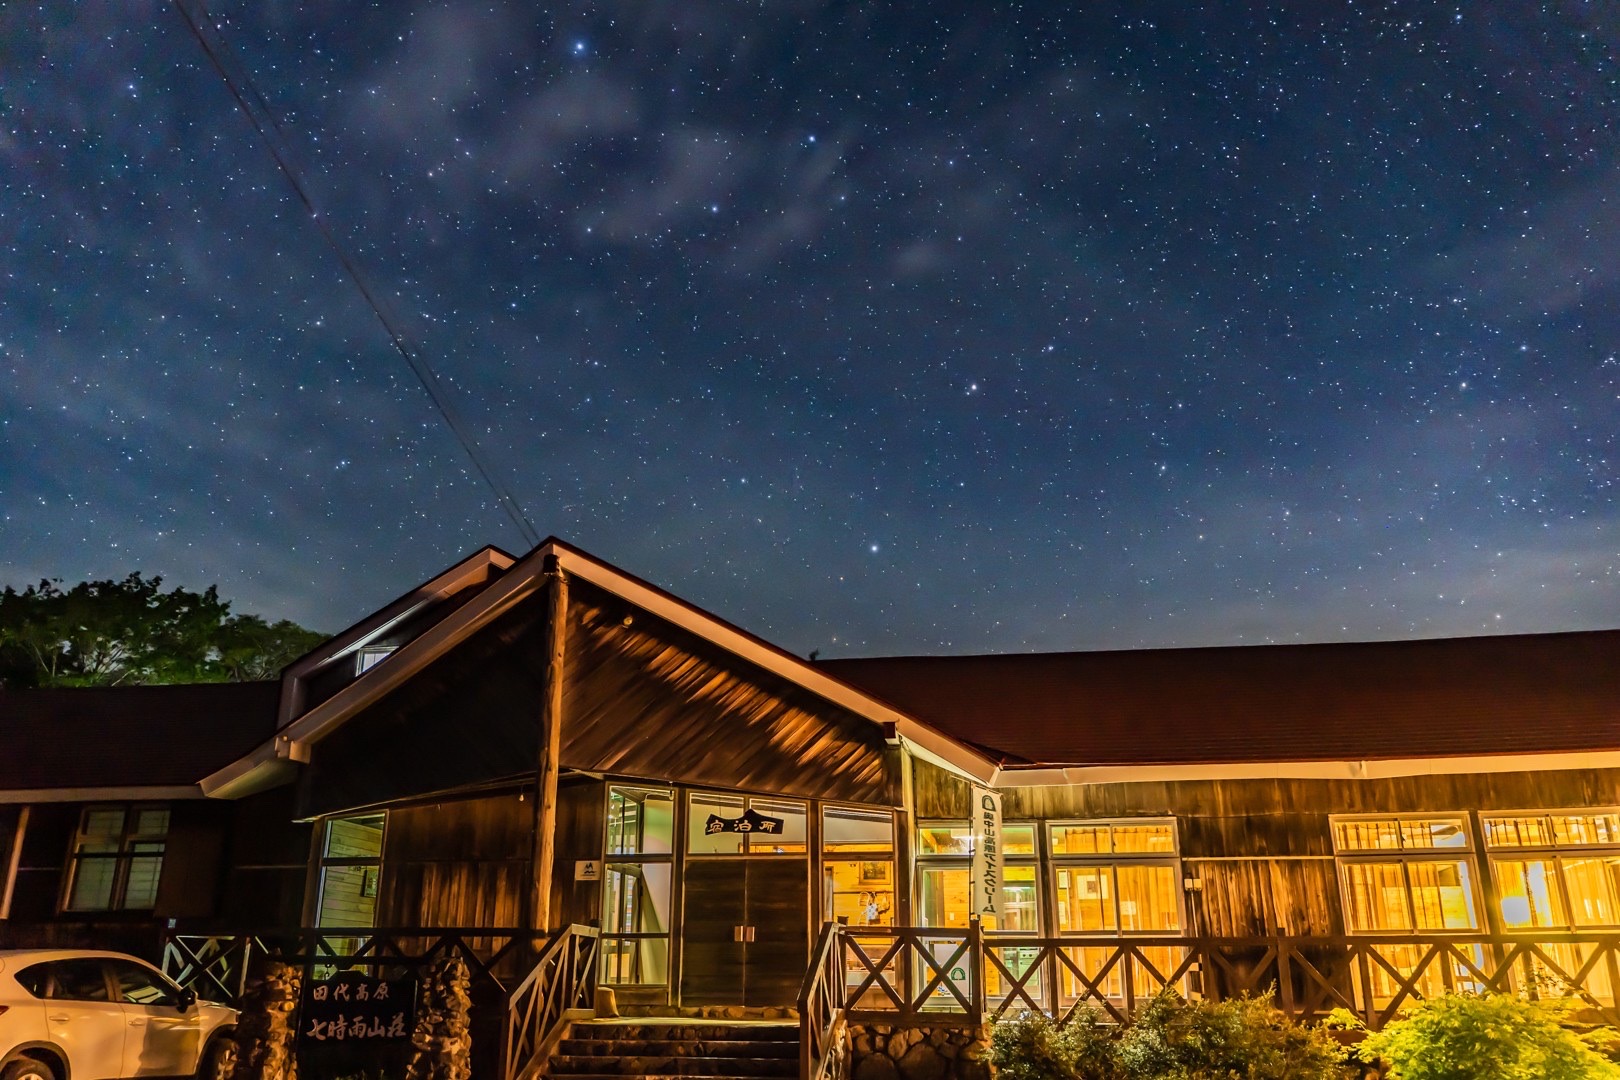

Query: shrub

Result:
[990,1008,1121,1080]
[1359,993,1620,1080]
[1114,991,1349,1080]
[991,993,1349,1080]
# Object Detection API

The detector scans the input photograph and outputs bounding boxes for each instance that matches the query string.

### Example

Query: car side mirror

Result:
[176,987,197,1012]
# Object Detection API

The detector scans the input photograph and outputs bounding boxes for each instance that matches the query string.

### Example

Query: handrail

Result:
[798,922,845,1080]
[821,927,1620,1031]
[500,924,601,1080]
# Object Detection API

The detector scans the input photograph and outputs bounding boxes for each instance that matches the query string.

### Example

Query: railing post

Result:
[1043,941,1059,1019]
[1276,937,1295,1017]
[968,918,984,1024]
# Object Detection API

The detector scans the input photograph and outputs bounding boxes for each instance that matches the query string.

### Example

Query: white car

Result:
[0,950,237,1080]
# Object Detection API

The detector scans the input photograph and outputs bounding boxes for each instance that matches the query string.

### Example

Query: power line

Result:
[172,0,541,549]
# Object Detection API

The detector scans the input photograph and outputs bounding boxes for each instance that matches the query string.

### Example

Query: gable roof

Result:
[200,538,999,798]
[0,682,281,799]
[821,629,1620,775]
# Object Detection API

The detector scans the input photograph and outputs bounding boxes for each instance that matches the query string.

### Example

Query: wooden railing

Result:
[162,927,595,1080]
[501,925,600,1080]
[825,928,1620,1030]
[162,926,554,1000]
[798,922,848,1080]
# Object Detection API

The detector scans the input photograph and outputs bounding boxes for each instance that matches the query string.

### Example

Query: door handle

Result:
[48,1014,70,1022]
[732,925,756,942]
[129,1018,147,1026]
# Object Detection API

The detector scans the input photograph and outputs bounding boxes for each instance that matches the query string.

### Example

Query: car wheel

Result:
[1,1057,57,1080]
[195,1035,237,1080]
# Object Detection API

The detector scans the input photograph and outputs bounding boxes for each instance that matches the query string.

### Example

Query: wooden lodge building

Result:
[4,537,1620,1038]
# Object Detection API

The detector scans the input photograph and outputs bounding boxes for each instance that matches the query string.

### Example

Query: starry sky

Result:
[2,2,1617,657]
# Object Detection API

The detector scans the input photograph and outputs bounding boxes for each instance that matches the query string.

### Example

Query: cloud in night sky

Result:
[1,1,1616,656]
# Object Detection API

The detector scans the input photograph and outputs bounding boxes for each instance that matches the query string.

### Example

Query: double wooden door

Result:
[679,857,808,1006]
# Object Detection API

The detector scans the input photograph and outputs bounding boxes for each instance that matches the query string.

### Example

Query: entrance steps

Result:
[544,1021,800,1080]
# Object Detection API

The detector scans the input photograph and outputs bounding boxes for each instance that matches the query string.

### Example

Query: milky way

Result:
[2,3,1616,656]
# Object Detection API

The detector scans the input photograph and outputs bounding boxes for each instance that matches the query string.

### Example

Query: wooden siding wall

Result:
[371,780,605,931]
[219,786,313,929]
[377,790,531,929]
[561,580,896,805]
[298,601,547,818]
[912,758,1620,937]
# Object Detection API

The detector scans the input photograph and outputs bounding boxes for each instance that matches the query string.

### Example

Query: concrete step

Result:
[558,1040,799,1058]
[550,1058,796,1077]
[567,1024,798,1043]
[549,1075,791,1080]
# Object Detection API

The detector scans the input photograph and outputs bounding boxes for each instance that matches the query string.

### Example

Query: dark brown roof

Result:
[820,630,1620,767]
[0,682,281,789]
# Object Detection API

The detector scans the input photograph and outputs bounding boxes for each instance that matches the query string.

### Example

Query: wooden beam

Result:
[0,805,29,920]
[530,555,569,932]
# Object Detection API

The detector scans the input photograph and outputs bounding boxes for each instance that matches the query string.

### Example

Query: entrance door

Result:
[679,858,808,1006]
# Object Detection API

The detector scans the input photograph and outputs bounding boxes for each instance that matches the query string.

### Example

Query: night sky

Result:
[3,3,1617,657]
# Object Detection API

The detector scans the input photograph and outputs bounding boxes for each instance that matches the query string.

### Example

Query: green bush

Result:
[990,993,1348,1080]
[1116,992,1348,1080]
[990,1008,1121,1080]
[1359,993,1620,1080]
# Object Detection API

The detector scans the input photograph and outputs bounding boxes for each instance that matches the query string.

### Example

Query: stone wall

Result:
[231,959,301,1080]
[848,1022,990,1080]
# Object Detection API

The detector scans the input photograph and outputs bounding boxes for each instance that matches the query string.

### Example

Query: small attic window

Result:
[355,645,396,675]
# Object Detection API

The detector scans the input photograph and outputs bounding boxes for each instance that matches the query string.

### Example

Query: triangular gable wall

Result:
[296,573,896,818]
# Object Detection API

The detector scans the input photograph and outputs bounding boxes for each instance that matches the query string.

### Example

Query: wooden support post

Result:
[1,805,30,920]
[530,555,568,934]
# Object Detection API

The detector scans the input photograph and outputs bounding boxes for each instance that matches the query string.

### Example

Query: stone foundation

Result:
[405,957,473,1080]
[848,1022,990,1080]
[230,959,301,1080]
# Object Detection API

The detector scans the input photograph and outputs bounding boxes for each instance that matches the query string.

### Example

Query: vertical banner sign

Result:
[970,786,1003,920]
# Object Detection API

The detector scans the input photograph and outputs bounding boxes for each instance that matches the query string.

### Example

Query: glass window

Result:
[824,807,893,853]
[49,959,110,1002]
[14,963,50,999]
[1484,811,1620,930]
[686,792,806,855]
[315,813,385,928]
[602,862,673,983]
[1334,815,1479,933]
[1334,817,1468,852]
[1055,864,1183,933]
[1051,821,1176,855]
[355,646,395,674]
[916,865,1036,932]
[602,785,675,988]
[64,805,170,912]
[688,792,746,855]
[918,823,1035,856]
[607,787,675,856]
[109,959,179,1007]
[824,807,895,928]
[825,860,896,927]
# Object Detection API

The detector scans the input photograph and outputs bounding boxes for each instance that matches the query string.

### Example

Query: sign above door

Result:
[704,807,787,836]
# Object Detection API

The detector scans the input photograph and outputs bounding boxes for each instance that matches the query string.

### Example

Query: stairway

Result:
[545,1021,801,1080]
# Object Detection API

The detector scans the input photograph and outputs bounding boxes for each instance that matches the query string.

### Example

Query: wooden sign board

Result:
[300,970,416,1045]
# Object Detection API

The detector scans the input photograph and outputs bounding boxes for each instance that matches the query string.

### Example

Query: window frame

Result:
[61,803,171,914]
[1481,807,1620,931]
[601,784,677,988]
[914,818,1041,933]
[1045,817,1184,937]
[821,803,897,929]
[1330,813,1483,934]
[684,790,809,858]
[312,812,387,930]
